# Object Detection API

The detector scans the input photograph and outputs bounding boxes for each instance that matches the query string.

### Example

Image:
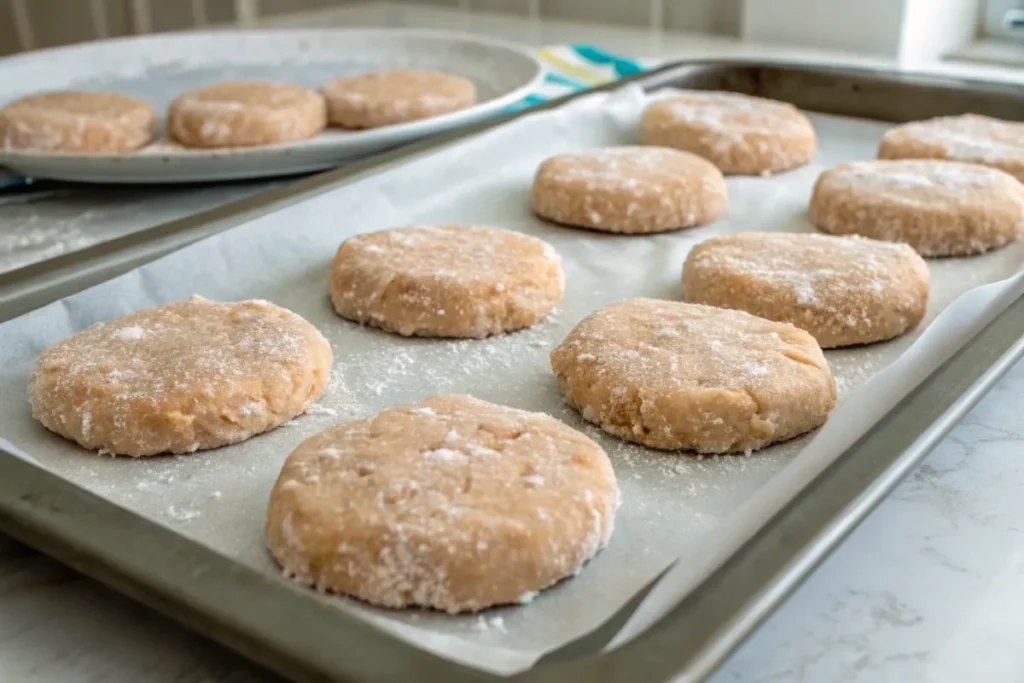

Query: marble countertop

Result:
[2,7,1024,682]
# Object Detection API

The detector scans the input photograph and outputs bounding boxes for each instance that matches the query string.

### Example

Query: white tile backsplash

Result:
[539,0,651,27]
[0,0,957,56]
[664,0,741,35]
[0,0,742,55]
[468,0,531,16]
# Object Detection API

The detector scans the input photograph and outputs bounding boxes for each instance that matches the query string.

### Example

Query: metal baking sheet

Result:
[0,62,1023,683]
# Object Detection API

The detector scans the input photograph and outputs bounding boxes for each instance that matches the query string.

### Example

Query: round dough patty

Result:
[530,146,727,234]
[329,225,564,338]
[168,81,326,148]
[28,296,332,457]
[322,69,476,129]
[0,90,154,153]
[810,159,1024,256]
[640,90,816,175]
[681,232,930,348]
[877,114,1024,183]
[550,299,836,453]
[265,393,619,613]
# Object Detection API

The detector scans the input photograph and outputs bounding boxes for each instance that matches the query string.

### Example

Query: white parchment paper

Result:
[0,86,1022,675]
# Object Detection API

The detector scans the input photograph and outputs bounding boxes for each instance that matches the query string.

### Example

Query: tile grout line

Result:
[89,0,109,39]
[192,0,209,27]
[649,0,663,33]
[234,0,259,27]
[129,0,153,34]
[9,0,34,51]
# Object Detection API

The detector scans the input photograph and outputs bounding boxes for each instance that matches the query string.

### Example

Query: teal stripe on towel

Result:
[571,44,645,78]
[544,70,588,90]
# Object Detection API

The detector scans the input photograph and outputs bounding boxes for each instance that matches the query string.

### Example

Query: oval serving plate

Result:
[0,29,543,184]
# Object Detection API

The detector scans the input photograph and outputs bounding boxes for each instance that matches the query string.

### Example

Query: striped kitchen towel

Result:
[0,44,651,190]
[508,43,654,111]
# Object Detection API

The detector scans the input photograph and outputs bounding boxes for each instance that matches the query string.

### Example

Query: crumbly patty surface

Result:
[322,69,476,129]
[329,225,564,338]
[639,90,816,175]
[551,298,837,453]
[0,90,155,153]
[168,81,326,148]
[810,159,1024,256]
[531,146,727,234]
[682,232,930,347]
[877,114,1024,184]
[265,393,619,613]
[28,296,332,456]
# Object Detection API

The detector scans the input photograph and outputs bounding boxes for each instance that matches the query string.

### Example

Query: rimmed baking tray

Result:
[1,61,1023,683]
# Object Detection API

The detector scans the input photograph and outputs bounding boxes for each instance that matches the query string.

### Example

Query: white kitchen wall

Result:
[742,0,910,55]
[901,0,981,65]
[742,0,981,64]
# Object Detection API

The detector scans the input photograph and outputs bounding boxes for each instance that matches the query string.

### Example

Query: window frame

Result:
[981,0,1024,40]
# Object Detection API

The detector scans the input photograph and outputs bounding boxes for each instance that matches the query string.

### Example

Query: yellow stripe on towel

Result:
[535,48,607,85]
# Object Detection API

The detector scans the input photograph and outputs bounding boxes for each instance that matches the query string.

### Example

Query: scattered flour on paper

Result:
[315,311,566,419]
[166,505,200,522]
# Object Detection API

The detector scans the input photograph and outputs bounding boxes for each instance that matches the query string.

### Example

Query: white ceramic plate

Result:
[0,29,543,184]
